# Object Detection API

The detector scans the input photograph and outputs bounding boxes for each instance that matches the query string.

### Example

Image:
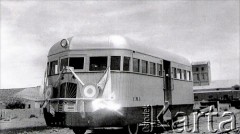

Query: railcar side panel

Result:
[171,62,193,105]
[47,71,165,107]
[172,80,193,105]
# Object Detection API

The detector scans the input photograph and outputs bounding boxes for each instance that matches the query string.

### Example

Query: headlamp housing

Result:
[60,39,69,48]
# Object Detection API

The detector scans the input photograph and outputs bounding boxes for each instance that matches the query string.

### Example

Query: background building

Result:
[193,79,240,101]
[192,61,240,110]
[192,61,211,86]
[0,86,43,109]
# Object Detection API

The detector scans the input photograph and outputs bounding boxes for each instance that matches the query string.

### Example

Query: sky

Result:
[0,0,239,89]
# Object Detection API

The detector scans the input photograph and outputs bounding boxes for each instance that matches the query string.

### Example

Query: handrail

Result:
[67,67,85,86]
[163,70,166,90]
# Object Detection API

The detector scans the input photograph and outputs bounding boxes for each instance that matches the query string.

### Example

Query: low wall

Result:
[0,109,43,120]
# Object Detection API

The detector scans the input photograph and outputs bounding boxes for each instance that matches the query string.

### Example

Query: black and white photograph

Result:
[0,0,239,134]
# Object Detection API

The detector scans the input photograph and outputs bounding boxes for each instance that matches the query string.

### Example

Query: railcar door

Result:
[163,60,172,104]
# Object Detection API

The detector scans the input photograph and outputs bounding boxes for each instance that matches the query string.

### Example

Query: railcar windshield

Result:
[90,57,107,71]
[60,57,84,70]
[69,57,84,69]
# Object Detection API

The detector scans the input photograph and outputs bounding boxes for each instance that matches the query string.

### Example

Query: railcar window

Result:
[150,62,156,75]
[173,67,177,78]
[160,64,163,76]
[142,60,148,74]
[177,69,181,79]
[190,71,192,81]
[60,58,68,71]
[157,64,163,76]
[111,56,121,70]
[69,57,84,69]
[133,58,140,72]
[49,60,58,75]
[123,57,130,71]
[90,57,107,71]
[183,70,187,80]
[187,71,190,81]
[181,69,185,80]
[180,69,183,80]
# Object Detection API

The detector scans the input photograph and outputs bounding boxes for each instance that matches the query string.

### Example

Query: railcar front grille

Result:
[60,83,77,98]
[58,104,63,112]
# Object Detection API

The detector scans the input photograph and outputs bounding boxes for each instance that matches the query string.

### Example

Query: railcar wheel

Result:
[124,124,139,134]
[72,128,86,134]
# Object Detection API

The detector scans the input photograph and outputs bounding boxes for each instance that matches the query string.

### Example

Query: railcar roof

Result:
[48,35,191,66]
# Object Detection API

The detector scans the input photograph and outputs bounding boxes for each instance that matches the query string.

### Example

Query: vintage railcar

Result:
[43,35,194,134]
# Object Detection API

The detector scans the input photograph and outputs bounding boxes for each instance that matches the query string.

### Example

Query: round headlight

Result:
[60,39,69,48]
[44,85,53,99]
[81,84,99,98]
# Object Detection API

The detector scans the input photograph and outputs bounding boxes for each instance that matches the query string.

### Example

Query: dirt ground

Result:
[1,107,240,134]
